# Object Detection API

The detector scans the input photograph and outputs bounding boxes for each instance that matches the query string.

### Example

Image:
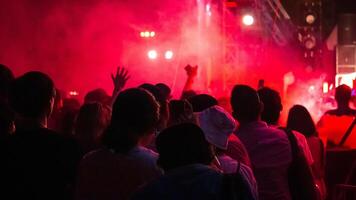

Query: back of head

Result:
[188,94,218,112]
[0,102,15,136]
[156,123,214,171]
[139,83,169,129]
[230,85,261,123]
[168,99,196,126]
[75,102,111,140]
[0,64,15,101]
[335,84,352,106]
[258,87,282,125]
[84,88,111,106]
[9,71,55,118]
[102,88,159,153]
[287,105,317,137]
[155,83,171,100]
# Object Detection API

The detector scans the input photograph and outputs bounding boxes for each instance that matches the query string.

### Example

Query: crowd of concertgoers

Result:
[0,63,354,200]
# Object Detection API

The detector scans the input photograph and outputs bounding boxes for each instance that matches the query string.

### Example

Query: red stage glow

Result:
[164,50,173,60]
[147,50,158,60]
[242,14,254,26]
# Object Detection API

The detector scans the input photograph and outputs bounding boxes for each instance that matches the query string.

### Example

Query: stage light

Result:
[306,14,316,25]
[148,50,157,60]
[242,14,254,26]
[140,32,145,37]
[144,31,150,37]
[165,50,173,60]
[69,91,79,96]
[323,82,329,94]
[150,31,155,37]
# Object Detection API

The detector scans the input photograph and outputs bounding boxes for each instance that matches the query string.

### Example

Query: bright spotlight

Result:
[242,14,254,26]
[144,31,150,37]
[150,31,155,37]
[306,14,316,25]
[165,50,173,60]
[148,50,157,60]
[140,32,145,37]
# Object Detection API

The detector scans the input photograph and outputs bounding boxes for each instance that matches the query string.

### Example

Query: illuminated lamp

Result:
[323,82,329,94]
[144,31,150,37]
[305,13,316,25]
[148,50,158,60]
[242,14,254,26]
[140,32,145,37]
[150,31,155,37]
[164,50,173,60]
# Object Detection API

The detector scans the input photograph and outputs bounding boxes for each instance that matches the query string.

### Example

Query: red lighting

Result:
[242,14,254,26]
[165,50,173,60]
[69,91,79,96]
[148,50,158,60]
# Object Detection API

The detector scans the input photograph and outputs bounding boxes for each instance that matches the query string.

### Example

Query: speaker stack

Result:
[336,13,356,86]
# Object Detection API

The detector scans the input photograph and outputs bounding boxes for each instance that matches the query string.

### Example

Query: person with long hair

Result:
[287,105,326,199]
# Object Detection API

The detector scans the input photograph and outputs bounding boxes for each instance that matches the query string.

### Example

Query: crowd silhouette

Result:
[0,63,355,200]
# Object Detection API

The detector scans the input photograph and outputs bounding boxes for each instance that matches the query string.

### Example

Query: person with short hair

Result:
[231,84,292,200]
[75,88,162,200]
[3,71,81,200]
[74,102,111,154]
[132,123,256,200]
[317,84,356,148]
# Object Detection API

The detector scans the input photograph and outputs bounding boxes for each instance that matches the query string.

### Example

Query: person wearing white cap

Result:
[197,105,258,199]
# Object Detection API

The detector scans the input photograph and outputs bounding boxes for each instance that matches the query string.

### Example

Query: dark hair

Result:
[156,123,214,171]
[155,83,171,100]
[75,103,111,152]
[287,105,317,137]
[102,88,160,154]
[84,88,111,106]
[258,87,282,125]
[188,94,218,112]
[0,102,15,136]
[230,85,261,122]
[335,84,351,105]
[168,99,196,126]
[0,64,14,101]
[9,71,55,118]
[181,90,197,100]
[139,83,169,129]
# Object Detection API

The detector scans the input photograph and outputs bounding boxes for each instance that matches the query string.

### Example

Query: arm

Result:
[182,65,198,92]
[111,66,130,105]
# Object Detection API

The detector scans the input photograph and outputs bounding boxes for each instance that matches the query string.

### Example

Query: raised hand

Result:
[184,65,198,78]
[111,67,130,95]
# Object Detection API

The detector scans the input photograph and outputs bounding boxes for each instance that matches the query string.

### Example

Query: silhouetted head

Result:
[188,94,218,112]
[0,102,15,136]
[0,64,15,102]
[156,123,214,171]
[84,88,111,106]
[156,83,171,100]
[335,84,352,107]
[230,85,262,123]
[139,83,169,130]
[168,99,196,126]
[181,90,197,100]
[9,71,56,119]
[102,88,160,153]
[287,105,317,137]
[75,102,111,153]
[258,87,283,125]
